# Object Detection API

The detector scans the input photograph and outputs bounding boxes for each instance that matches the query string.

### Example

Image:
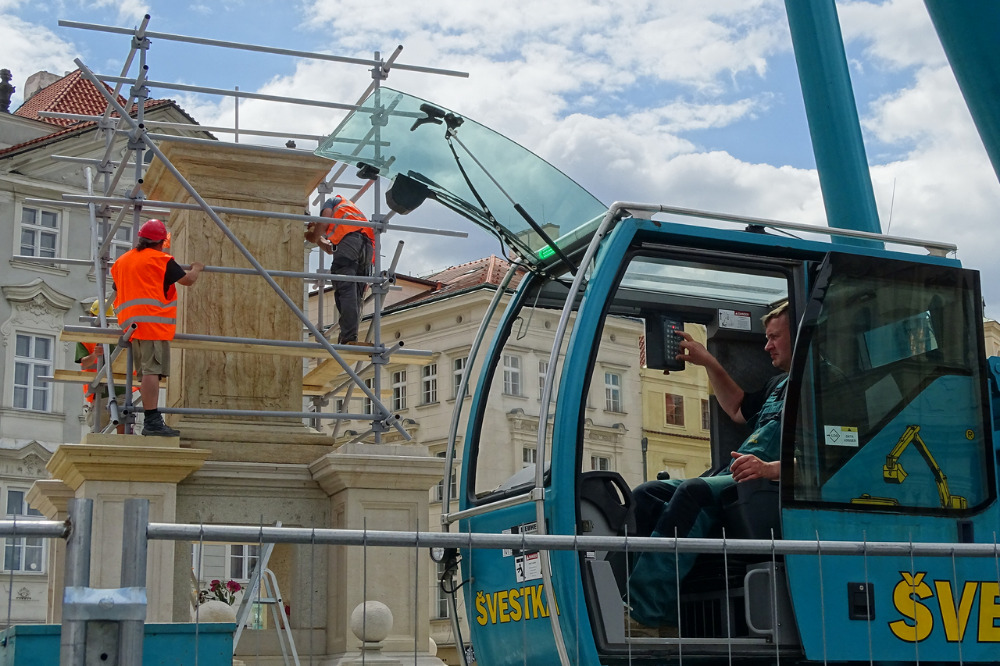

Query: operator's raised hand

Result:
[675,330,715,367]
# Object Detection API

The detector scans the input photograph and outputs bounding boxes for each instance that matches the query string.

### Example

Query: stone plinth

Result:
[143,142,330,439]
[26,479,75,623]
[310,444,445,664]
[31,436,210,622]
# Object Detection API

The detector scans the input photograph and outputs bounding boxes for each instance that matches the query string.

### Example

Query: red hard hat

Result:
[138,219,168,241]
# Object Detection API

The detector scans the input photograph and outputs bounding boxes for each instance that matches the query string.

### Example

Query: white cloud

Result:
[0,14,78,108]
[84,0,150,24]
[839,0,945,70]
[7,1,1000,316]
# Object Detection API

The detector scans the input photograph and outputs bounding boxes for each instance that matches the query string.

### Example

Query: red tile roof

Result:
[1,70,195,159]
[388,255,526,310]
[14,70,130,126]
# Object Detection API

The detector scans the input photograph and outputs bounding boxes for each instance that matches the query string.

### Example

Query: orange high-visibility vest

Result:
[111,248,178,340]
[81,342,97,403]
[324,197,375,250]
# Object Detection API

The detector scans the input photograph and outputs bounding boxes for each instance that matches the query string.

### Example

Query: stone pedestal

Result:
[30,434,210,622]
[310,444,445,665]
[143,142,332,456]
[26,479,75,623]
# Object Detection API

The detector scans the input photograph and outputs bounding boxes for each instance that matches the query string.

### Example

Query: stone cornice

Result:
[310,443,445,496]
[1,278,76,311]
[46,444,211,490]
[26,479,75,519]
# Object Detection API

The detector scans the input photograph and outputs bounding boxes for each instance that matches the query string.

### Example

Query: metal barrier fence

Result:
[4,499,1000,665]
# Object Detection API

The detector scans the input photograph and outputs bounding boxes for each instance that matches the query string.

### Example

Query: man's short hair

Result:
[762,300,789,326]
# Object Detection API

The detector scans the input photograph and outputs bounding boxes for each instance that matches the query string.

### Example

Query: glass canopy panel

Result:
[315,88,607,262]
[619,258,788,306]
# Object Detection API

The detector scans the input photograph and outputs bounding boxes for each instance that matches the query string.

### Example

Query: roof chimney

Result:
[23,71,62,102]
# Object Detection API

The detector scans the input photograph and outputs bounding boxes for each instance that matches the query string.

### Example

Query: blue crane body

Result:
[314,2,1000,663]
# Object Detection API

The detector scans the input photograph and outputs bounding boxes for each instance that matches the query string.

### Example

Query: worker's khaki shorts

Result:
[133,339,171,378]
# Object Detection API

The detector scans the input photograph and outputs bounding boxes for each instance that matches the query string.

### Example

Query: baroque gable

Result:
[1,279,76,346]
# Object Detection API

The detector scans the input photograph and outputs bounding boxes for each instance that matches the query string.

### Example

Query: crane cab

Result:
[456,215,996,664]
[316,88,999,665]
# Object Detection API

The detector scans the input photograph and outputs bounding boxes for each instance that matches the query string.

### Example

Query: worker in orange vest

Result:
[111,219,204,436]
[304,195,374,345]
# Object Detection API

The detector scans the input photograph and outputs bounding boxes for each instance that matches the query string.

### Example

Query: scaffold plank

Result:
[60,329,372,361]
[51,369,163,388]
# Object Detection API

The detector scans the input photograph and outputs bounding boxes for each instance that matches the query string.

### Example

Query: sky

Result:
[3,0,1000,318]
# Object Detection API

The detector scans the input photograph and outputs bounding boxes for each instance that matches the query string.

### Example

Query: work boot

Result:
[141,412,180,437]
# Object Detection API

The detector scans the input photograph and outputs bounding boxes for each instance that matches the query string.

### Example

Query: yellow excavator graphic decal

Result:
[851,425,968,509]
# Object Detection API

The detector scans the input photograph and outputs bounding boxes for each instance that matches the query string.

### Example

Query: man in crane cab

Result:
[626,301,792,636]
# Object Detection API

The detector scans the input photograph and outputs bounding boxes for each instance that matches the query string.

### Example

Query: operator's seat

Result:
[578,471,635,593]
[719,477,781,539]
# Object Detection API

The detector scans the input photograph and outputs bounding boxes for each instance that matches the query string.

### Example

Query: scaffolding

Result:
[24,14,471,443]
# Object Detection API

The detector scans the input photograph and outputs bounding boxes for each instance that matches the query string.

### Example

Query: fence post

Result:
[60,498,93,666]
[119,498,149,666]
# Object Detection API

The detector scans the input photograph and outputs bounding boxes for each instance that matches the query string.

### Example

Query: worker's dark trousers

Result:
[330,232,373,344]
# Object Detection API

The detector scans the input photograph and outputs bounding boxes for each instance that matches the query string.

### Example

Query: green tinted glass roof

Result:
[315,88,607,265]
[621,257,788,306]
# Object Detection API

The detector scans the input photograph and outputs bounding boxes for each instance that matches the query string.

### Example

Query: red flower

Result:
[226,580,242,593]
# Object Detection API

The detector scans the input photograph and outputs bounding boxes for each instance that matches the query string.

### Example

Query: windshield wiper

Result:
[410,103,578,274]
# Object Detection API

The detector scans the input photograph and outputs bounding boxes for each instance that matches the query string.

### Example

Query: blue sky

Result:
[3,0,1000,317]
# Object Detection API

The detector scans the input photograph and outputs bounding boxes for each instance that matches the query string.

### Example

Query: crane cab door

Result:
[781,251,998,662]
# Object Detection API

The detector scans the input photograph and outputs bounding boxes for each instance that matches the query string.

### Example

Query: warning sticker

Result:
[825,426,859,447]
[719,309,752,331]
[502,521,537,558]
[514,551,542,583]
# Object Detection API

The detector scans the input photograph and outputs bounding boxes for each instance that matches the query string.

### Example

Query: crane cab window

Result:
[786,253,993,512]
[581,252,792,486]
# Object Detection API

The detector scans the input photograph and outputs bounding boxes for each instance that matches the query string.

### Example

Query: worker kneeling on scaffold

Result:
[111,219,204,437]
[76,299,137,434]
[304,195,374,345]
[626,301,792,637]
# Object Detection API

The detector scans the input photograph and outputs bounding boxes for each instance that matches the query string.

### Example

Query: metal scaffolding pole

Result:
[52,14,470,442]
[76,58,401,434]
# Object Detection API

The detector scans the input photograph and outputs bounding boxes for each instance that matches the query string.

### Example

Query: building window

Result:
[392,370,407,411]
[522,446,536,468]
[13,334,53,412]
[665,394,685,426]
[436,561,450,618]
[228,544,260,581]
[100,223,133,260]
[363,378,375,415]
[19,206,59,258]
[4,489,44,573]
[604,372,623,412]
[422,364,438,404]
[503,354,522,396]
[590,455,611,471]
[701,399,711,430]
[537,360,548,400]
[452,357,467,398]
[434,452,458,503]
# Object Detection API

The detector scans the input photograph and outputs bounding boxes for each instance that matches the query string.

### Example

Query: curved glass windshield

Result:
[788,253,993,512]
[315,88,607,264]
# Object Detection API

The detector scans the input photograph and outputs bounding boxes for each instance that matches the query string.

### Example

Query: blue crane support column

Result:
[924,1,1000,186]
[785,0,882,246]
